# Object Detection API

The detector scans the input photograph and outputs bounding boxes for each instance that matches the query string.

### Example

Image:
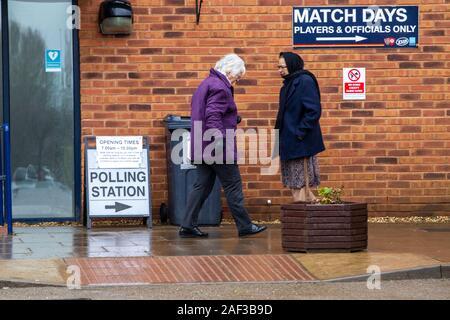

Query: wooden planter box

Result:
[281,202,368,253]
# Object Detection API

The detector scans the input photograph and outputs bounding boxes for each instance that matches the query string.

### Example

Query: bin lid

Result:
[163,114,192,129]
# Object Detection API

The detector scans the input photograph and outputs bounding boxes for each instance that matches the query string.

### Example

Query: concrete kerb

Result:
[0,279,64,288]
[440,263,450,279]
[1,263,449,288]
[323,265,448,283]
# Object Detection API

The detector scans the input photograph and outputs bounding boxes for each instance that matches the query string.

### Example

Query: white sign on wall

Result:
[96,136,143,168]
[343,68,366,100]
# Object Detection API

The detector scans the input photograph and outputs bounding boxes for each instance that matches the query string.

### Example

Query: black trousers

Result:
[182,164,253,232]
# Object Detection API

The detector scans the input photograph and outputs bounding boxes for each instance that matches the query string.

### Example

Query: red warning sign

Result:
[345,82,365,93]
[343,68,365,100]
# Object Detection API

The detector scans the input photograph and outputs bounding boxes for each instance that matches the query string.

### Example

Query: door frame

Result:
[1,0,81,223]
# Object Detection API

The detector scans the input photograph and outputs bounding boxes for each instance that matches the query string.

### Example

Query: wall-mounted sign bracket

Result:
[196,0,203,25]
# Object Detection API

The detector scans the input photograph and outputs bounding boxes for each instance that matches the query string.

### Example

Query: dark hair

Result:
[279,52,304,74]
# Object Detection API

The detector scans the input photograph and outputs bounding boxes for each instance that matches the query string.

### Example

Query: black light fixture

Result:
[99,0,133,35]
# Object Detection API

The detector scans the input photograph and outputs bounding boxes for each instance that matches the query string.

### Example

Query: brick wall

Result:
[79,0,450,220]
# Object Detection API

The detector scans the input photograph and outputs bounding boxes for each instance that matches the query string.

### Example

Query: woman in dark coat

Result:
[275,52,325,202]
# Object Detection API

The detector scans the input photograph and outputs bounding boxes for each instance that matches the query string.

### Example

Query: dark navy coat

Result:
[278,73,325,161]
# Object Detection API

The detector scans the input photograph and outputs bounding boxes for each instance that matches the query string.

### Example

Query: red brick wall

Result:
[79,0,450,219]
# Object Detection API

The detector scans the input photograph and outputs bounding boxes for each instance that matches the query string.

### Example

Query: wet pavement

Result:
[0,224,284,260]
[0,223,449,286]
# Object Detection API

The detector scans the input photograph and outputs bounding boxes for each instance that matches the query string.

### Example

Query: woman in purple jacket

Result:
[179,54,266,238]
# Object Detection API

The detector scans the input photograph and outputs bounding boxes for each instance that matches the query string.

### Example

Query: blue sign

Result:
[45,49,62,72]
[293,6,419,49]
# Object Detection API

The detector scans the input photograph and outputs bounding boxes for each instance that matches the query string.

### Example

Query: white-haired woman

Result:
[179,54,267,238]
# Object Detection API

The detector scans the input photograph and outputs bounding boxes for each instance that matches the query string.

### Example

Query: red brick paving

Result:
[0,226,7,236]
[65,255,316,286]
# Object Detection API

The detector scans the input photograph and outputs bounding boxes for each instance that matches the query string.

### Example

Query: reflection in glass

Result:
[9,0,74,219]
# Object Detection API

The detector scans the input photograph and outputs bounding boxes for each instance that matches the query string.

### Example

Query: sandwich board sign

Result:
[85,136,152,228]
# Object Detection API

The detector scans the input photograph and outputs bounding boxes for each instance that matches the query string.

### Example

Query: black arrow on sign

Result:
[105,202,132,212]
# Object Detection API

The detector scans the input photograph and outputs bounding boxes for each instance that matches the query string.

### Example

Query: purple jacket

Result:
[190,69,238,163]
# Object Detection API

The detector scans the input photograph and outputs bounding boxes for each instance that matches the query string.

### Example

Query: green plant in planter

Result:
[317,187,343,204]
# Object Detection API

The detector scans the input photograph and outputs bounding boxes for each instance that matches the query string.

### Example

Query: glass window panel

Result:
[9,0,74,219]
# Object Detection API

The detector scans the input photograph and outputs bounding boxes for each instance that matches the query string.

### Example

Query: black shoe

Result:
[238,224,267,237]
[179,226,209,238]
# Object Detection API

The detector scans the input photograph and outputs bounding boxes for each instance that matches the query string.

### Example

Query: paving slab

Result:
[292,252,442,280]
[0,258,67,286]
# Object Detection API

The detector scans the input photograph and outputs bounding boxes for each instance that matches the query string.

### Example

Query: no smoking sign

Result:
[343,68,366,100]
[348,69,361,81]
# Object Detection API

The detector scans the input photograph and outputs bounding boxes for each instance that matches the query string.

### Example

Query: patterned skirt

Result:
[280,156,320,189]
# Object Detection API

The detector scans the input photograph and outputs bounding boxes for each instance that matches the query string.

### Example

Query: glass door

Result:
[6,0,78,220]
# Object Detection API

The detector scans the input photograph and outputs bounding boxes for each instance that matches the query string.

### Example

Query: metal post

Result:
[0,126,3,226]
[144,137,152,229]
[0,129,3,226]
[85,137,92,229]
[2,0,12,234]
[4,124,12,234]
